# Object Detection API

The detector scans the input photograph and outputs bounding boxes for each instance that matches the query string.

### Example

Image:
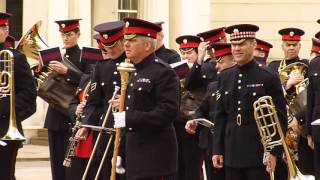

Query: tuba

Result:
[253,96,314,180]
[0,50,25,141]
[16,21,82,115]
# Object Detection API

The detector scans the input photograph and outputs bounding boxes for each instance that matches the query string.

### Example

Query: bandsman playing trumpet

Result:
[212,24,287,180]
[0,12,37,180]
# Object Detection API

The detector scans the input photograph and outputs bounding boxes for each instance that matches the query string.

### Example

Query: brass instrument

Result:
[110,59,135,180]
[278,61,308,117]
[278,60,309,161]
[63,81,91,167]
[0,50,25,141]
[16,21,82,115]
[82,86,120,180]
[15,21,48,69]
[253,96,314,180]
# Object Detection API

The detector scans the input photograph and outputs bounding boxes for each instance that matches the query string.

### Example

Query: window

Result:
[117,0,138,20]
[6,0,23,39]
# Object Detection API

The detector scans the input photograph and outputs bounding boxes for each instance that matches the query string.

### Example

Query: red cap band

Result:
[205,31,225,43]
[59,22,80,32]
[124,27,157,38]
[282,35,300,41]
[312,45,320,53]
[179,42,199,49]
[256,44,271,52]
[99,30,123,43]
[0,19,8,26]
[214,48,232,58]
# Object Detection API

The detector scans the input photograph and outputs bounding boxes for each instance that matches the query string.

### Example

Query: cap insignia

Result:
[61,24,65,28]
[103,34,108,39]
[125,21,130,27]
[200,37,204,42]
[289,31,294,36]
[183,39,188,44]
[233,28,239,33]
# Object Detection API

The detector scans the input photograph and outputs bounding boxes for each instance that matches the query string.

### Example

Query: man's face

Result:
[61,31,80,49]
[124,36,151,64]
[103,40,124,60]
[231,39,256,65]
[215,56,235,72]
[180,49,198,64]
[282,42,301,60]
[254,49,266,58]
[0,26,9,43]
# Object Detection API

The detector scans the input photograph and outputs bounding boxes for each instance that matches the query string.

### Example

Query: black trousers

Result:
[0,141,19,180]
[313,141,320,179]
[297,137,314,175]
[48,129,70,180]
[175,123,203,180]
[225,166,269,180]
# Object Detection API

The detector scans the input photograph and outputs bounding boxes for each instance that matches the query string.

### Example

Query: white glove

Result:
[111,156,126,174]
[0,140,7,146]
[113,111,126,128]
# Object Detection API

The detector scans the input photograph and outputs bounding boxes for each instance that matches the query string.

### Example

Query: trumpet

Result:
[253,96,314,180]
[0,50,25,141]
[82,85,120,180]
[63,81,91,167]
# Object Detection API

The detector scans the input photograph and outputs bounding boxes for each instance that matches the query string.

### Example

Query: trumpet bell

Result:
[15,20,49,69]
[1,127,26,141]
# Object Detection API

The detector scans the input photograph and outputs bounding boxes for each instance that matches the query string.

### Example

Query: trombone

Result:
[82,86,120,180]
[253,96,314,180]
[0,50,25,141]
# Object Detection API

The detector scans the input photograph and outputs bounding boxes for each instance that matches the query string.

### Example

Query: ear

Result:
[144,40,152,51]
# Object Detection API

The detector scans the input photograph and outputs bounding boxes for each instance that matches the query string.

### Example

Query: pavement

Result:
[17,144,50,161]
[16,144,51,180]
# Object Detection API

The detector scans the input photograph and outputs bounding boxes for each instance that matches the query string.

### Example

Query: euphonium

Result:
[278,59,308,160]
[15,20,49,69]
[110,59,135,180]
[253,96,314,180]
[0,50,25,141]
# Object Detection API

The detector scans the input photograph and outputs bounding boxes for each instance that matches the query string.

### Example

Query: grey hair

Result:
[141,36,157,50]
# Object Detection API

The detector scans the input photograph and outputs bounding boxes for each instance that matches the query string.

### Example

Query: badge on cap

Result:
[61,24,65,28]
[233,28,239,33]
[103,34,108,39]
[200,37,204,42]
[125,21,130,27]
[183,39,188,44]
[289,31,294,36]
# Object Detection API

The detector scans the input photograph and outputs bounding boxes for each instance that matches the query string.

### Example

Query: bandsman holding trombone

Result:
[76,21,127,180]
[0,12,37,180]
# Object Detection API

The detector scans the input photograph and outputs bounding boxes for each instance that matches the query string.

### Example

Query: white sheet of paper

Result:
[311,119,320,126]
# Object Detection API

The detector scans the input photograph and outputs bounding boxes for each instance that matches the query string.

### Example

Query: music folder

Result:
[80,47,103,64]
[169,60,189,79]
[39,47,63,66]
